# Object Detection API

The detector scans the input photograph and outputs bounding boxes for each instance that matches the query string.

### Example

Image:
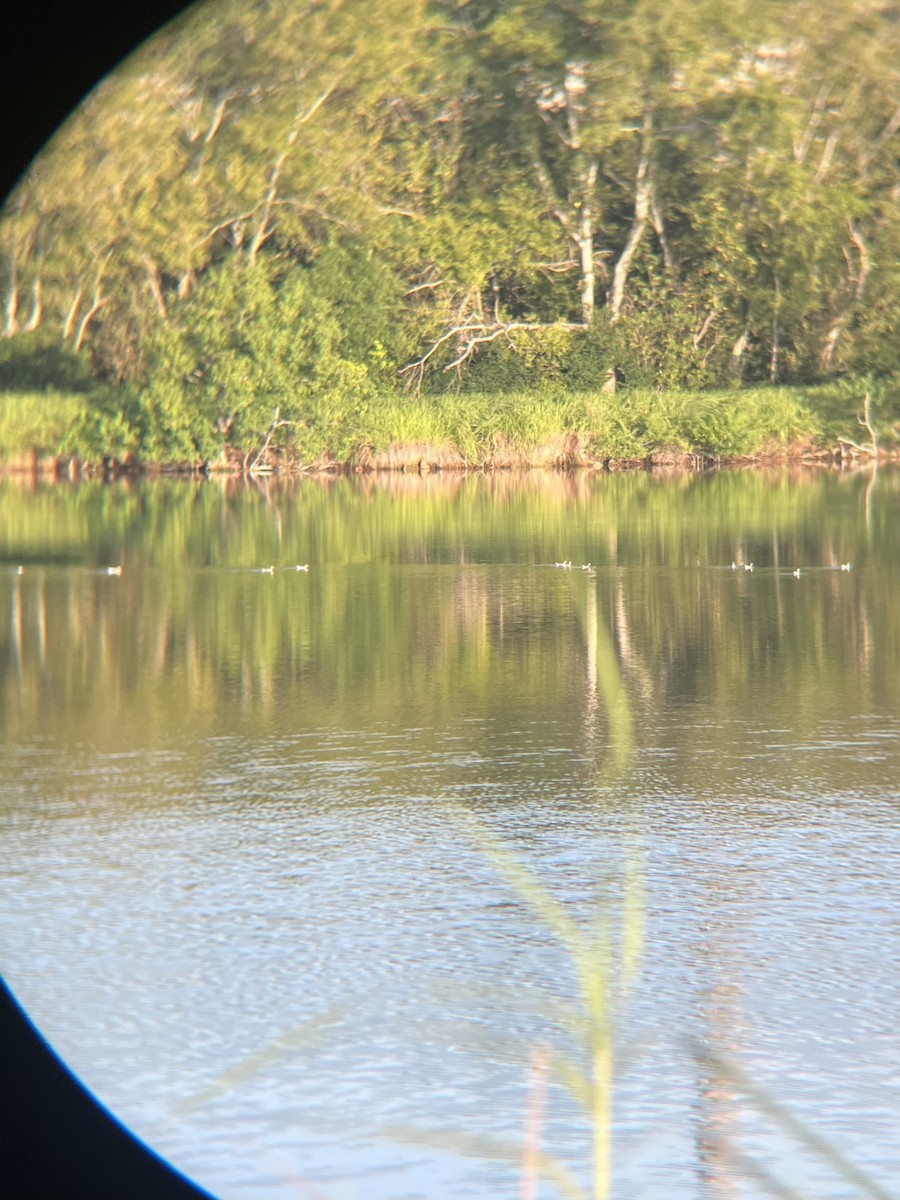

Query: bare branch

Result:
[814,129,840,183]
[375,207,422,219]
[249,405,299,474]
[846,220,870,302]
[400,319,587,392]
[823,221,870,371]
[532,258,578,274]
[204,93,234,144]
[860,103,900,170]
[245,82,341,265]
[794,83,830,165]
[71,245,115,350]
[536,104,579,151]
[405,279,444,295]
[692,309,718,348]
[193,210,258,251]
[603,168,630,195]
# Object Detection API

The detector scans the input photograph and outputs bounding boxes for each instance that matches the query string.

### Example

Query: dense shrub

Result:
[138,246,408,462]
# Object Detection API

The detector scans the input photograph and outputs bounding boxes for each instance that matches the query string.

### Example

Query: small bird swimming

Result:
[793,568,801,578]
[106,565,123,576]
[261,565,275,574]
[554,560,572,569]
[744,563,754,572]
[294,564,309,572]
[841,562,852,571]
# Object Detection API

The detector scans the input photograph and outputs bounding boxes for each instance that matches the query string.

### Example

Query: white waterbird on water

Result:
[294,564,309,572]
[841,562,852,571]
[793,568,802,578]
[106,565,123,576]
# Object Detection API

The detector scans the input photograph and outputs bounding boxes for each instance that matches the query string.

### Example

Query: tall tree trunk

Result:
[650,181,674,277]
[23,275,42,332]
[3,249,18,337]
[247,85,336,266]
[770,275,781,384]
[578,158,599,324]
[608,113,653,324]
[247,148,289,266]
[822,221,870,372]
[71,248,113,350]
[62,285,84,342]
[731,328,749,381]
[143,255,168,319]
[74,291,108,351]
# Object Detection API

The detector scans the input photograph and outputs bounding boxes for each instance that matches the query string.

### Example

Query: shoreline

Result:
[0,441,892,483]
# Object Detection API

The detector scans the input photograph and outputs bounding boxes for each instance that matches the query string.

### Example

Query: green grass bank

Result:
[1,378,897,476]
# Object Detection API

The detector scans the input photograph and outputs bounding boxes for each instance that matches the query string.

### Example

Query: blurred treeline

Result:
[1,0,898,463]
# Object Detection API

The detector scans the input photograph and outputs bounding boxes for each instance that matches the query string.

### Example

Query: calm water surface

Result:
[1,466,899,1199]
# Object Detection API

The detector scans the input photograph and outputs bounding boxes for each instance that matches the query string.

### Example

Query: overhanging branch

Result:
[400,319,587,392]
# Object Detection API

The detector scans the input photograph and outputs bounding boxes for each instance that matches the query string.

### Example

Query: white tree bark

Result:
[578,158,599,324]
[23,275,42,332]
[822,221,870,372]
[247,84,337,266]
[3,249,19,337]
[608,113,653,324]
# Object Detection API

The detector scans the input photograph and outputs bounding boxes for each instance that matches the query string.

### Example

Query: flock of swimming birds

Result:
[729,560,852,577]
[551,559,852,576]
[10,560,853,577]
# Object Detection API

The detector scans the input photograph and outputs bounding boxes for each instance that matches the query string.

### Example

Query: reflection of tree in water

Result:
[1,467,896,745]
[692,921,746,1200]
[3,466,898,1197]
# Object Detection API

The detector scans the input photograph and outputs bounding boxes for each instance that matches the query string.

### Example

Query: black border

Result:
[1,975,215,1198]
[2,8,215,1192]
[2,0,195,203]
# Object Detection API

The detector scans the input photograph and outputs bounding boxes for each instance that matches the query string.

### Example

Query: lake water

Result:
[1,465,899,1199]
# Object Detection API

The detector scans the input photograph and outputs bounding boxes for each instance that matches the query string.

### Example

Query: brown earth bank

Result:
[0,439,894,482]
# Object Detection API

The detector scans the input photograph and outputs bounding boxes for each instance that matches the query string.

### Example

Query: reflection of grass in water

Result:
[412,807,645,1200]
[423,812,896,1200]
[163,836,894,1200]
[173,1008,342,1116]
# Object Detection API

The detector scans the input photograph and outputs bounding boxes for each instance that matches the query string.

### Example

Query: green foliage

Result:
[139,248,405,462]
[582,386,818,458]
[601,274,735,391]
[1,0,898,453]
[452,327,594,393]
[843,226,900,376]
[0,392,88,458]
[0,385,141,460]
[0,379,142,458]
